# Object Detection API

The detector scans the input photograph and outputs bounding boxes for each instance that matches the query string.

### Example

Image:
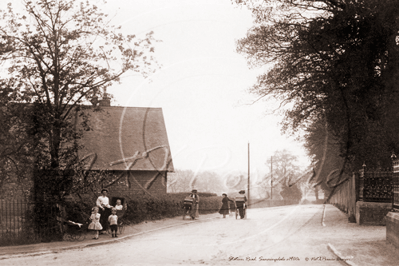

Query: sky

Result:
[99,0,311,179]
[3,0,311,180]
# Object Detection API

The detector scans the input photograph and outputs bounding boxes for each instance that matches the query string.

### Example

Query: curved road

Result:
[3,205,345,266]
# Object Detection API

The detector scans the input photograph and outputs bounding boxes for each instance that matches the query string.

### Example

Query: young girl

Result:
[88,206,103,239]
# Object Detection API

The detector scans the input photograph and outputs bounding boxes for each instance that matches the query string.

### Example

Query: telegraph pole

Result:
[248,143,250,209]
[271,156,273,200]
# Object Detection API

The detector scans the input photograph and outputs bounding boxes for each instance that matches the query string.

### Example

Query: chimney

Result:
[98,93,111,107]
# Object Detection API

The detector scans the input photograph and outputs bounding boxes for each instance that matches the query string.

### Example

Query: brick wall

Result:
[106,170,168,198]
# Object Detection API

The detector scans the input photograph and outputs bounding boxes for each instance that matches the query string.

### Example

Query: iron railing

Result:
[0,200,65,246]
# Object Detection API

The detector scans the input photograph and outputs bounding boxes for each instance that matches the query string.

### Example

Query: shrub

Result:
[198,196,222,214]
[122,193,222,224]
[168,192,218,197]
[280,183,302,202]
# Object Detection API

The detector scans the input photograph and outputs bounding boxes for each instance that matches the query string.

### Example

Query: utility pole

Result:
[248,143,250,209]
[271,156,273,200]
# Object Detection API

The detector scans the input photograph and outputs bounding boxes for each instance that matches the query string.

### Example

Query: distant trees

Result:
[235,0,399,185]
[256,150,303,200]
[167,169,193,193]
[167,169,225,194]
[280,182,302,202]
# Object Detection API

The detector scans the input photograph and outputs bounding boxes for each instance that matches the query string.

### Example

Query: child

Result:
[88,206,102,239]
[108,208,118,237]
[114,199,123,211]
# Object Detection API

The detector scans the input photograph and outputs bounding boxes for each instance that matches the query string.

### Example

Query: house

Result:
[76,99,174,198]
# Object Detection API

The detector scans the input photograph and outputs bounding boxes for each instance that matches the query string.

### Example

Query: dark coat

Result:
[219,197,233,215]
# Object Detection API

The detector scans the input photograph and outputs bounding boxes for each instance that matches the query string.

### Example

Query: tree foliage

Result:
[168,169,225,194]
[235,0,399,175]
[0,0,159,169]
[0,102,36,199]
[280,182,302,202]
[0,0,160,200]
[256,149,304,199]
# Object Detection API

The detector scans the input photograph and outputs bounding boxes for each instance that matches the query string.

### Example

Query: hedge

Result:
[121,192,222,225]
[62,192,222,228]
[168,192,218,197]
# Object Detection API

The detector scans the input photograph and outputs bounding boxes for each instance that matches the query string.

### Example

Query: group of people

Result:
[88,188,125,239]
[184,189,248,220]
[89,188,247,239]
[218,190,247,219]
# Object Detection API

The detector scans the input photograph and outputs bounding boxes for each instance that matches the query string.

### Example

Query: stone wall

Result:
[386,212,399,249]
[355,201,392,226]
[106,170,168,198]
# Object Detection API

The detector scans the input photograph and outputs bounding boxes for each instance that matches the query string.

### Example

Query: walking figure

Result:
[219,193,234,218]
[235,190,247,219]
[188,189,199,219]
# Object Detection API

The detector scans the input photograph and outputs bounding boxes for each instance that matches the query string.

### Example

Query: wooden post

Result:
[271,156,273,200]
[248,143,250,209]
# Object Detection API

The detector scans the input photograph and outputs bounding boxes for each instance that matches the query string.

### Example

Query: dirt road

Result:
[2,205,351,266]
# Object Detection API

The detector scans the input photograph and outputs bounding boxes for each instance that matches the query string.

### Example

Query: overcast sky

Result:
[4,0,311,180]
[100,0,312,179]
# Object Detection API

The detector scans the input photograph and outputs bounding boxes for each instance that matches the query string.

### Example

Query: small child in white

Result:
[114,199,123,211]
[88,206,102,239]
[108,208,118,237]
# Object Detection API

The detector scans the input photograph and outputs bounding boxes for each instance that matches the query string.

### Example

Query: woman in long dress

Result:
[96,188,112,233]
[219,193,234,218]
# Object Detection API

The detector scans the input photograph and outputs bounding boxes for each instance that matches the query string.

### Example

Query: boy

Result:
[108,208,118,237]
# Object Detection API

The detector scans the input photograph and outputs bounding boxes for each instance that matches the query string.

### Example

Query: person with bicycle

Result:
[235,190,247,219]
[189,189,199,219]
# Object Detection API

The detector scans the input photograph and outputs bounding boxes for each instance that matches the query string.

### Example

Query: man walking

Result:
[235,190,247,219]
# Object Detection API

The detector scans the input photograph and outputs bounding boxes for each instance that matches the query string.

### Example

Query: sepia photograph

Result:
[1,0,399,265]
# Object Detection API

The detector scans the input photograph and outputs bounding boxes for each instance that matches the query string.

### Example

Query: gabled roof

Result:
[77,106,174,172]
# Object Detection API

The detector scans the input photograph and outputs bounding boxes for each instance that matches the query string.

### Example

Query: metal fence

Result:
[0,200,65,246]
[358,169,392,203]
[0,200,29,245]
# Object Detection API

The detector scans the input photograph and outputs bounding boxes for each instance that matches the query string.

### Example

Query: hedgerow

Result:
[122,193,221,224]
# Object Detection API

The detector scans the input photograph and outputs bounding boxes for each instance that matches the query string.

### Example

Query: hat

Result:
[191,189,197,193]
[101,188,108,193]
[239,190,245,194]
[222,193,227,196]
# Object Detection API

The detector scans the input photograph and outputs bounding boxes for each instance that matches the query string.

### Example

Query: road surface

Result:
[2,205,349,265]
